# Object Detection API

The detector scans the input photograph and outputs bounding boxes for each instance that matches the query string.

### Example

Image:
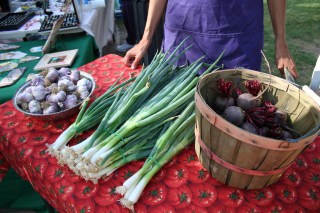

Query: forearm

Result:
[267,0,298,77]
[267,0,287,43]
[142,0,167,43]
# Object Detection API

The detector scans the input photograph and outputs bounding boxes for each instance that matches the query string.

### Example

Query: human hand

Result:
[122,39,151,69]
[275,41,298,79]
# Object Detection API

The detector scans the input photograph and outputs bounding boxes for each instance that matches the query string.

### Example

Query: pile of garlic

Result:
[16,67,92,115]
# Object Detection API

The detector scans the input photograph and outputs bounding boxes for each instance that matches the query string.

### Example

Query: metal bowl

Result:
[13,71,95,121]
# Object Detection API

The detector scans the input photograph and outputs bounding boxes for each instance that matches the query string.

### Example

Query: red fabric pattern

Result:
[0,54,319,212]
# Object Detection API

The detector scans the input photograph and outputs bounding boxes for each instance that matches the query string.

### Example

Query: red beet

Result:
[237,93,262,111]
[223,106,245,126]
[214,78,235,112]
[237,80,263,110]
[258,127,269,136]
[214,96,234,112]
[274,109,288,124]
[240,122,257,134]
[281,131,293,140]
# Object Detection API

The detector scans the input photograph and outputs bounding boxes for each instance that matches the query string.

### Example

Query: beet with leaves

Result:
[237,80,262,110]
[213,78,235,112]
[223,106,245,126]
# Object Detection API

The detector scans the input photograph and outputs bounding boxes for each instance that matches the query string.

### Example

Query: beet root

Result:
[214,96,234,112]
[274,109,288,124]
[282,130,293,140]
[240,122,257,134]
[258,127,269,136]
[222,106,245,126]
[240,121,257,134]
[237,93,261,111]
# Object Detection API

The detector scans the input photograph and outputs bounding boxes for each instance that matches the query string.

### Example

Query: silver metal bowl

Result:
[13,71,96,121]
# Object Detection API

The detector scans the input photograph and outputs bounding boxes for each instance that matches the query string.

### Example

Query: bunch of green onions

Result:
[48,37,222,185]
[117,102,196,210]
[63,53,204,181]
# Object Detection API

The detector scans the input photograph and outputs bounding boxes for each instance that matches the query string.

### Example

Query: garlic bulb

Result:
[24,86,32,94]
[58,67,71,76]
[77,78,92,91]
[16,92,34,104]
[70,70,81,83]
[31,85,47,101]
[63,94,78,109]
[43,103,59,114]
[58,79,77,92]
[46,68,59,83]
[76,85,89,100]
[48,90,67,103]
[28,100,42,114]
[31,75,45,86]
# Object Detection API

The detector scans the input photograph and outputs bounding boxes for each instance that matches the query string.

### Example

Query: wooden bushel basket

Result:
[194,69,320,189]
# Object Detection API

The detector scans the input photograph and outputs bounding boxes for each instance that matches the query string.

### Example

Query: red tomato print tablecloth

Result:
[0,54,320,213]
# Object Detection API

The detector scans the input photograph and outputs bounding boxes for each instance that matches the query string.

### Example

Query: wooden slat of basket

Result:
[228,172,252,188]
[291,87,320,134]
[212,131,239,184]
[257,150,292,171]
[287,103,305,128]
[293,106,315,134]
[206,85,216,109]
[300,90,320,118]
[262,87,278,104]
[284,95,302,120]
[201,117,214,170]
[208,124,227,182]
[287,83,300,96]
[215,132,239,163]
[248,175,274,189]
[280,149,303,166]
[273,89,292,109]
[228,142,265,187]
[266,149,302,184]
[209,160,229,184]
[209,124,221,153]
[195,108,207,168]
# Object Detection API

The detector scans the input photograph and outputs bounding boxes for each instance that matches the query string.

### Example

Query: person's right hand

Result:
[122,39,151,69]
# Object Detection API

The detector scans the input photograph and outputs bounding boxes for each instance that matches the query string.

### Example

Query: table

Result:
[0,34,99,104]
[0,54,320,212]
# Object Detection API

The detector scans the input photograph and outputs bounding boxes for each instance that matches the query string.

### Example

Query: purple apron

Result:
[163,0,264,73]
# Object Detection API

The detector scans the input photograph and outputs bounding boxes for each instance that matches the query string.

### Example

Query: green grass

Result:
[263,0,320,86]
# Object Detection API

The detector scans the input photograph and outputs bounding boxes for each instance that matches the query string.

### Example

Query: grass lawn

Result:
[263,0,320,86]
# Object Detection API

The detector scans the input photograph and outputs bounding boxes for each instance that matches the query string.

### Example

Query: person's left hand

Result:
[274,40,298,79]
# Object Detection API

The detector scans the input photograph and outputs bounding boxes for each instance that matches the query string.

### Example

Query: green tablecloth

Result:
[0,35,99,104]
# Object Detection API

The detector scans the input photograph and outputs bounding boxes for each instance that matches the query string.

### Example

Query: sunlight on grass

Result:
[296,3,320,8]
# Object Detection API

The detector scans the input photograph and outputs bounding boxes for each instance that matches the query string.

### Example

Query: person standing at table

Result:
[116,0,137,52]
[122,0,298,78]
